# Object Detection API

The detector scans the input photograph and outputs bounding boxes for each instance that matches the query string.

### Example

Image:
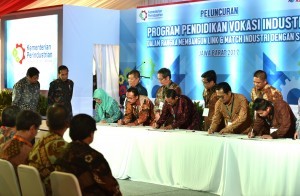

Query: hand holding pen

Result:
[248,129,255,138]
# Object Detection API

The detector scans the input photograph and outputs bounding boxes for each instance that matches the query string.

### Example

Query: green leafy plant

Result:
[0,89,48,117]
[193,101,204,130]
[37,94,48,116]
[0,89,13,115]
[0,89,13,126]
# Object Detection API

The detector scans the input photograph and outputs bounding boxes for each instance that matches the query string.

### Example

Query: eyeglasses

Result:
[126,96,137,101]
[157,77,165,81]
[202,81,210,85]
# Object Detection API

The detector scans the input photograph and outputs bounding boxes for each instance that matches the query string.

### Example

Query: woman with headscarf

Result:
[93,88,122,123]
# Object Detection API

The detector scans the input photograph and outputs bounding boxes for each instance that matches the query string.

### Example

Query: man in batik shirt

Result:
[201,70,225,131]
[208,82,252,135]
[154,89,200,130]
[48,65,74,117]
[12,67,40,111]
[0,110,41,170]
[28,104,69,195]
[56,114,122,196]
[118,87,155,126]
[250,98,295,139]
[251,70,282,102]
[154,68,181,122]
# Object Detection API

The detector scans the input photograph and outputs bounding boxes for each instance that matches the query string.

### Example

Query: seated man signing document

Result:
[208,82,252,135]
[118,87,155,126]
[249,98,295,139]
[153,89,200,130]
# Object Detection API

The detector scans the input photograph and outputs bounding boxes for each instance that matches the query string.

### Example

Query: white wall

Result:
[62,5,120,115]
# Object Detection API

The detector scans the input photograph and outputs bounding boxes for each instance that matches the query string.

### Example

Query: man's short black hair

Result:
[127,87,139,97]
[16,110,42,131]
[166,89,178,99]
[47,104,69,131]
[216,82,232,94]
[253,70,267,80]
[158,68,171,79]
[1,105,21,127]
[58,65,69,73]
[69,114,97,141]
[252,98,272,111]
[201,70,216,83]
[127,70,140,79]
[26,67,39,77]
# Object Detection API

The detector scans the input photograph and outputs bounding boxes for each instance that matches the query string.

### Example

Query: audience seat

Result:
[50,171,82,196]
[17,164,46,196]
[0,158,22,196]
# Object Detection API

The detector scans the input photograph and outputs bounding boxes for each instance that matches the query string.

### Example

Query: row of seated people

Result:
[0,104,121,196]
[93,68,300,139]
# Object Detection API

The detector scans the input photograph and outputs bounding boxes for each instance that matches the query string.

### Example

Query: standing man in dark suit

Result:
[48,65,74,117]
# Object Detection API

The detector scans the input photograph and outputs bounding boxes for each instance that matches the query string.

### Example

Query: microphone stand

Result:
[135,61,146,70]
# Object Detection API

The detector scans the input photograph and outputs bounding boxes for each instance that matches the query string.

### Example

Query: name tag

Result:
[159,102,164,110]
[202,108,209,117]
[227,121,232,126]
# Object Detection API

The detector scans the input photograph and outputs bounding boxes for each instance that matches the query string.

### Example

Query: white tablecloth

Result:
[223,138,300,196]
[63,124,300,196]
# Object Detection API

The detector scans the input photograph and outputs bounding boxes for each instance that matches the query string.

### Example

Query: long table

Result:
[63,124,300,196]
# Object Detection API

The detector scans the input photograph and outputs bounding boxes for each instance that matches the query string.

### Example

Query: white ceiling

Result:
[20,0,195,10]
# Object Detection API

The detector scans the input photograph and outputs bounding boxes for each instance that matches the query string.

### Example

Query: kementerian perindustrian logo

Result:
[12,43,26,64]
[139,9,163,21]
[139,10,148,21]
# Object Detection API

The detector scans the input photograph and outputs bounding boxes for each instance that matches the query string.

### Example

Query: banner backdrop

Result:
[119,0,300,104]
[4,14,58,90]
